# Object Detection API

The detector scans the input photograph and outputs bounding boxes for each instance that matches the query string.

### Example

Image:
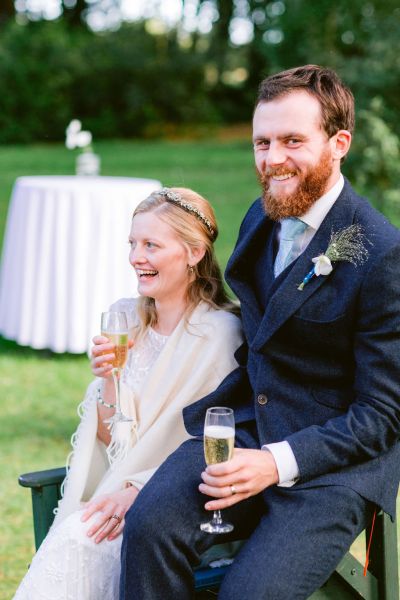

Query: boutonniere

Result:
[298,224,370,291]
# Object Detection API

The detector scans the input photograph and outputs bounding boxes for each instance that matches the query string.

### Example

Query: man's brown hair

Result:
[256,65,355,138]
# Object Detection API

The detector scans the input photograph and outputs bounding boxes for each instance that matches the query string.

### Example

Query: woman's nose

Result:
[129,246,144,265]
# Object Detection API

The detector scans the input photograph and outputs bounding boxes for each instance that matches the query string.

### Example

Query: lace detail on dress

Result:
[122,327,168,392]
[109,297,169,394]
[105,327,168,468]
[13,511,121,600]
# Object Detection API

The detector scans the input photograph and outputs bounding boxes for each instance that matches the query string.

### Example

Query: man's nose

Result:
[265,142,287,167]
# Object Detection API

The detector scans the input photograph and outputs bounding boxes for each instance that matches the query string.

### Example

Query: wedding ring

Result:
[111,514,122,524]
[230,485,237,495]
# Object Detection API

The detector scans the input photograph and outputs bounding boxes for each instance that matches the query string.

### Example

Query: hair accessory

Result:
[158,187,215,238]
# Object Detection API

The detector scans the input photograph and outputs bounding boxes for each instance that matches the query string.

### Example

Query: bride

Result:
[14,187,242,599]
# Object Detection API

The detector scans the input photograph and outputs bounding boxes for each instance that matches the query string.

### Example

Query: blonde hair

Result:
[132,187,237,340]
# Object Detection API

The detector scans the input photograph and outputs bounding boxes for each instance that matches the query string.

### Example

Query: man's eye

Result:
[287,139,301,146]
[146,242,156,248]
[254,140,269,149]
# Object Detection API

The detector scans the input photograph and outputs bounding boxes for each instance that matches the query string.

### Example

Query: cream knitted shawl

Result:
[53,301,242,527]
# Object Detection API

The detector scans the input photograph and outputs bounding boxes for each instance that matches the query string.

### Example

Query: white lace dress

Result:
[13,325,168,600]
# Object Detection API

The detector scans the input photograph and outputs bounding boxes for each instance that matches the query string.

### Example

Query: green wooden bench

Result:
[19,467,399,599]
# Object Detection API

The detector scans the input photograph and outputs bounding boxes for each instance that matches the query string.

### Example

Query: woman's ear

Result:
[188,244,206,267]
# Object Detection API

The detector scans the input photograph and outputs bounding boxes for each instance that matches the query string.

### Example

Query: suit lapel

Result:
[226,200,276,324]
[251,181,357,352]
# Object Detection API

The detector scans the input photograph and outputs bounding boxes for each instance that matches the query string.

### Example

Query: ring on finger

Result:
[230,485,238,495]
[111,514,122,524]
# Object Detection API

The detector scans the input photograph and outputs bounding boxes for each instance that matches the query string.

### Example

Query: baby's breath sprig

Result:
[298,224,370,291]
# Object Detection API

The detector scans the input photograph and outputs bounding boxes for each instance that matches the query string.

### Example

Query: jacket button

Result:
[257,394,268,405]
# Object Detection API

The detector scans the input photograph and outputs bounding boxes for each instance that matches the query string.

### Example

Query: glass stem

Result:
[112,368,122,415]
[212,510,222,525]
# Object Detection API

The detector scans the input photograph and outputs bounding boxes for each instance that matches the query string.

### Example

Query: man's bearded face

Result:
[258,146,334,221]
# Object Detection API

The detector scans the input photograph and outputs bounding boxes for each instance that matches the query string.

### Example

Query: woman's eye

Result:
[146,242,155,248]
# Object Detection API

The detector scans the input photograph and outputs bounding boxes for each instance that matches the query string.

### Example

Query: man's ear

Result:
[188,244,206,267]
[330,130,352,161]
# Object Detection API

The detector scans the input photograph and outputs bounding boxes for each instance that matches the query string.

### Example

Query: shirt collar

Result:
[300,174,344,230]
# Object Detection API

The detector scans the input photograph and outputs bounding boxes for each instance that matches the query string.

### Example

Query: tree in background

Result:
[0,0,15,27]
[61,0,87,27]
[0,0,399,218]
[184,0,400,216]
[0,19,215,142]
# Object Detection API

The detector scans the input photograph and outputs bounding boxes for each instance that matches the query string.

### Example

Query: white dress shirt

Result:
[263,174,345,486]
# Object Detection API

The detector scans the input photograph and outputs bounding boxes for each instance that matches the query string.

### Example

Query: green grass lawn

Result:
[0,138,399,598]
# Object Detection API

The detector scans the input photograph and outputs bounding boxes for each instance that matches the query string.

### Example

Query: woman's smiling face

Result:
[129,211,191,304]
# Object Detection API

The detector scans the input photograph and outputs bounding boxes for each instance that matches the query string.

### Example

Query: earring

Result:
[188,265,194,274]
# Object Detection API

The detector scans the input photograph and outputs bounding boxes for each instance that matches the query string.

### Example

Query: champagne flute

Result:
[101,311,132,424]
[200,407,235,534]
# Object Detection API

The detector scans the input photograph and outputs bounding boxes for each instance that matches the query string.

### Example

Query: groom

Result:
[119,65,400,599]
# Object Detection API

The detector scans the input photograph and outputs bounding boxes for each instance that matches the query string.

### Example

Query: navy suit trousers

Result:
[120,438,371,600]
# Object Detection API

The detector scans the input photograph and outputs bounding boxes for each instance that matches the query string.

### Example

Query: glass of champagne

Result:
[101,311,132,424]
[200,406,235,534]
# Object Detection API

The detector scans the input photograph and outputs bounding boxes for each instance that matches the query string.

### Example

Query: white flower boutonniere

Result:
[312,254,333,276]
[298,224,370,291]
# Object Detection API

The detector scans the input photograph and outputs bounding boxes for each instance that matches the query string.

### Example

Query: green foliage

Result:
[348,97,400,218]
[0,21,77,142]
[190,1,400,218]
[0,20,217,143]
[0,2,399,219]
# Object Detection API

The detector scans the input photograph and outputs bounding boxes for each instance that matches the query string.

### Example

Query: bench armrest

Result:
[19,467,66,549]
[19,467,66,489]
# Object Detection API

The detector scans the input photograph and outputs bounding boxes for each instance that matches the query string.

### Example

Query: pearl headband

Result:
[158,187,215,239]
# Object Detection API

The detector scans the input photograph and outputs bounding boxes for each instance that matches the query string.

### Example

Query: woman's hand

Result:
[91,335,116,378]
[81,486,140,543]
[90,335,134,378]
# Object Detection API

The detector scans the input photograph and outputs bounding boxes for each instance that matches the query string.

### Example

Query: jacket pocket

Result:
[288,313,353,360]
[292,312,347,326]
[310,387,353,410]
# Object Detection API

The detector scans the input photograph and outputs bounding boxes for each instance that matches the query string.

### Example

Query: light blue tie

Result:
[274,218,308,277]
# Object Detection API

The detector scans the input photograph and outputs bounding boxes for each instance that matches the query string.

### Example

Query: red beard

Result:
[258,148,334,221]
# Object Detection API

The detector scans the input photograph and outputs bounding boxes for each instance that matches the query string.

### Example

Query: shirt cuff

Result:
[262,441,299,487]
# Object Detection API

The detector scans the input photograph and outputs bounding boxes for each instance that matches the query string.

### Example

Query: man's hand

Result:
[199,448,279,511]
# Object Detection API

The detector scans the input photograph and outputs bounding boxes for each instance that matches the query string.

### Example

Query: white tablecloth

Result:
[0,176,161,353]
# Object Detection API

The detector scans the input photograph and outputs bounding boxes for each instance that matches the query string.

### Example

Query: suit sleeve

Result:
[286,242,400,480]
[183,342,255,437]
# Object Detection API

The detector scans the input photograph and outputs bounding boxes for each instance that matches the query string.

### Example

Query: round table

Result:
[0,176,161,353]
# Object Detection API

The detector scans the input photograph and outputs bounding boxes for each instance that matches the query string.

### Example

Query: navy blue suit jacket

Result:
[184,179,400,518]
